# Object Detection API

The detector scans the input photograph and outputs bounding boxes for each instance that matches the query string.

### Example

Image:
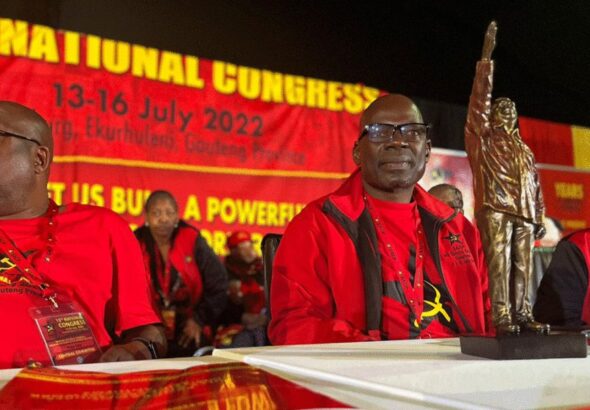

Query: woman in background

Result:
[135,191,227,357]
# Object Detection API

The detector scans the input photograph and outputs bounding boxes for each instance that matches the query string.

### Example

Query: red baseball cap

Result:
[227,231,252,249]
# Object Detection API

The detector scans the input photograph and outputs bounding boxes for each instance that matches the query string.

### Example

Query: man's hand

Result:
[481,21,497,61]
[102,324,167,362]
[99,341,146,362]
[178,318,202,348]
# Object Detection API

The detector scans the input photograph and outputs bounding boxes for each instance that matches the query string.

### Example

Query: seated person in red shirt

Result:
[268,94,491,345]
[0,101,165,369]
[534,228,590,327]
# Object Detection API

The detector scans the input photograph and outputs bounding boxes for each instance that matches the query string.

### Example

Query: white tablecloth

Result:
[2,339,589,409]
[213,337,590,409]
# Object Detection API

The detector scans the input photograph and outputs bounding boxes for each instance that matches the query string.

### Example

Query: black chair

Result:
[260,233,282,320]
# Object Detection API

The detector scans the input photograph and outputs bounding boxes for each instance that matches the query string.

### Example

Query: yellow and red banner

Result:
[1,17,589,253]
[0,18,381,254]
[0,363,347,408]
[519,117,590,170]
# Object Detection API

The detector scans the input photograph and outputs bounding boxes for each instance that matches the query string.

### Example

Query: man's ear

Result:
[424,139,432,164]
[352,141,361,166]
[33,146,50,174]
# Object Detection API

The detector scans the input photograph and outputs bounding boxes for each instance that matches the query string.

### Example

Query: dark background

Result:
[2,0,589,149]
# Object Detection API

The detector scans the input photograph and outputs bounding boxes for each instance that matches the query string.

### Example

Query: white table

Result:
[213,337,590,409]
[2,339,589,409]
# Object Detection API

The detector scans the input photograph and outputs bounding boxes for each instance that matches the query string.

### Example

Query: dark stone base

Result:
[460,333,588,360]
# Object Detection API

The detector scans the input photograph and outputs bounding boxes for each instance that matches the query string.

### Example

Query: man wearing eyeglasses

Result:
[465,22,548,336]
[0,101,165,369]
[268,94,491,345]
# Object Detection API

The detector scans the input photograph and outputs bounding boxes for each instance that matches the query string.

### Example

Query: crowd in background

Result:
[134,190,268,357]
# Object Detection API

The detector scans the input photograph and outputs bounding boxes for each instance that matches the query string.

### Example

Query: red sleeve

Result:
[268,205,376,345]
[106,212,161,335]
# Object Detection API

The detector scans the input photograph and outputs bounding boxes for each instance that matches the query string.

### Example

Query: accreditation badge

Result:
[161,308,176,340]
[29,303,102,365]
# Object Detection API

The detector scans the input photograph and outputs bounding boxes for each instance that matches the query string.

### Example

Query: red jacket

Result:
[268,169,491,345]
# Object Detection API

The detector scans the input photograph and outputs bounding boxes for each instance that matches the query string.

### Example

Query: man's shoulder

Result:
[415,184,455,220]
[427,204,480,247]
[566,228,590,239]
[439,208,479,238]
[564,228,590,249]
[283,171,362,232]
[288,194,330,225]
[64,202,120,217]
[61,203,130,229]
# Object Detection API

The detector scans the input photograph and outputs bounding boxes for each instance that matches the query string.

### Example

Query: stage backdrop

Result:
[1,18,589,255]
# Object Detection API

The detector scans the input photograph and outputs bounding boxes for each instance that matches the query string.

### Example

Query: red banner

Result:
[536,165,590,232]
[0,363,347,409]
[0,18,379,254]
[1,17,589,254]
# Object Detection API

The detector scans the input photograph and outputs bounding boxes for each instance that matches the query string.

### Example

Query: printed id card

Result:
[30,304,102,365]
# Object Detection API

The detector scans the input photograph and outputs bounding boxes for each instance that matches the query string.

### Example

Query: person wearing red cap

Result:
[216,231,267,347]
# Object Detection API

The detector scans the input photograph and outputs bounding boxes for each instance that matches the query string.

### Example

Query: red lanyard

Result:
[0,199,59,308]
[152,243,181,309]
[158,261,173,307]
[364,195,426,322]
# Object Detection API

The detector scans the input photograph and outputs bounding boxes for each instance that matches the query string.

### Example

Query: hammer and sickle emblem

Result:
[0,256,16,272]
[414,281,451,328]
[443,232,461,245]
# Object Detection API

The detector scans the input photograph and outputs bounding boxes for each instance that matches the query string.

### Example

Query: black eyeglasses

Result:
[0,129,41,146]
[359,123,430,144]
